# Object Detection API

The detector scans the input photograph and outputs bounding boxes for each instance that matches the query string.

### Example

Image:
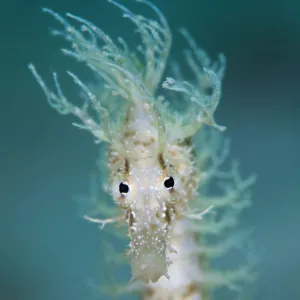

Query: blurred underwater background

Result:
[0,0,300,299]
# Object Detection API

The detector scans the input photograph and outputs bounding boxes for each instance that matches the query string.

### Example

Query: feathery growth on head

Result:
[29,0,255,298]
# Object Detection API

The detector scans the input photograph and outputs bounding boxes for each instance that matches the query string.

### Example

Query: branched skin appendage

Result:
[29,1,255,299]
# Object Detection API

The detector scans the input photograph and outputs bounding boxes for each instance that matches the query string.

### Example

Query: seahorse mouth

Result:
[128,216,170,283]
[131,249,168,283]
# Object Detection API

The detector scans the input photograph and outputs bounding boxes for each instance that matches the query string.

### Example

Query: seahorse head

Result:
[109,129,190,283]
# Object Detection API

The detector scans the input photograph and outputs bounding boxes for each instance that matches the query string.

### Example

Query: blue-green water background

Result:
[1,0,300,299]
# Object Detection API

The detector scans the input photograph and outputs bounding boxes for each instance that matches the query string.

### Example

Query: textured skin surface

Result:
[143,220,203,300]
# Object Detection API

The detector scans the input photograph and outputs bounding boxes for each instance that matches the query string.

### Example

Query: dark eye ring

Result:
[119,182,129,194]
[164,176,175,189]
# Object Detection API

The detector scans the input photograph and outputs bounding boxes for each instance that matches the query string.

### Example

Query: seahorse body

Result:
[29,1,255,299]
[108,101,200,286]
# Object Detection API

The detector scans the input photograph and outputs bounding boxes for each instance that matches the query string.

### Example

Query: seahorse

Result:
[28,0,256,299]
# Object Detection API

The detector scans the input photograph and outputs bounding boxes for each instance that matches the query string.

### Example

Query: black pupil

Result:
[164,176,175,188]
[119,182,129,194]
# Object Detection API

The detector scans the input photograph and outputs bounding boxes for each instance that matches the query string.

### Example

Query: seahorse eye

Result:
[119,182,129,194]
[164,176,175,189]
